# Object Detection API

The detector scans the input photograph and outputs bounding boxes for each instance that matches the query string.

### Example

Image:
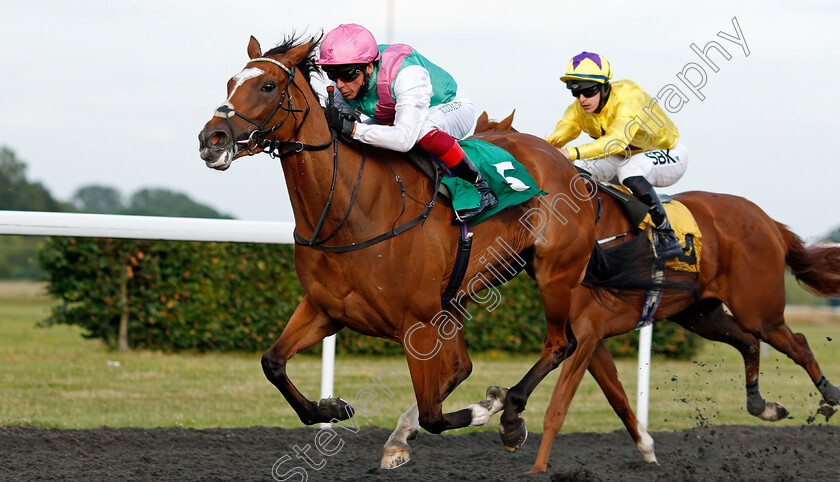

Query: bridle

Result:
[216,57,333,158]
[214,54,439,253]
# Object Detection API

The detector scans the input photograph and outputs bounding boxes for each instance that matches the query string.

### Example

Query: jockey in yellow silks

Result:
[546,51,688,259]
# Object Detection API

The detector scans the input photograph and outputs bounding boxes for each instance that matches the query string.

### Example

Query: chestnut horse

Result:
[198,35,610,467]
[475,112,840,473]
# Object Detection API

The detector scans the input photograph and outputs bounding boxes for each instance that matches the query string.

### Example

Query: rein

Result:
[293,153,442,253]
[223,56,439,253]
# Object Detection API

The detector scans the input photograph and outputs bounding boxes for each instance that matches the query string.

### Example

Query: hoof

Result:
[822,387,840,406]
[816,374,840,405]
[318,397,354,421]
[757,401,789,422]
[499,419,528,452]
[380,442,411,469]
[486,385,509,401]
[770,401,790,420]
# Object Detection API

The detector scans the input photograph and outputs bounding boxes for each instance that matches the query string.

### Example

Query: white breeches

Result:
[418,96,475,140]
[577,141,688,187]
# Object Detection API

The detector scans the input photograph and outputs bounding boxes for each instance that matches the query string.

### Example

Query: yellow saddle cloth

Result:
[614,186,702,273]
[639,200,702,272]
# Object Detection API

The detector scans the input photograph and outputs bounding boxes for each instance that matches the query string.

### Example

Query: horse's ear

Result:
[475,111,490,132]
[247,36,262,59]
[498,110,515,132]
[281,40,314,66]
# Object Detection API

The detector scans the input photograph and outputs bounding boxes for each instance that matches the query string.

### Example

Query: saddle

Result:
[576,167,702,274]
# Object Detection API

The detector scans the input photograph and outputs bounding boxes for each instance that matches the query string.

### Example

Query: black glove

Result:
[324,106,355,137]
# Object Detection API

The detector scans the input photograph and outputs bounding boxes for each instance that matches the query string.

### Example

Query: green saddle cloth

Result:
[441,138,546,225]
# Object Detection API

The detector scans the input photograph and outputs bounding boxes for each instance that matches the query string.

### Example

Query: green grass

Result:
[2,282,838,434]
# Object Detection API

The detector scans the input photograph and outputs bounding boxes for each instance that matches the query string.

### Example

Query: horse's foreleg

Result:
[499,287,576,452]
[528,333,598,473]
[588,341,657,463]
[470,385,508,426]
[261,295,346,425]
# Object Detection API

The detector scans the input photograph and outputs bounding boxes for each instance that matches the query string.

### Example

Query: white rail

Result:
[0,210,296,244]
[636,324,653,431]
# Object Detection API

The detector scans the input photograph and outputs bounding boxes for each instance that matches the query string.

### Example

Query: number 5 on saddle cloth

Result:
[409,138,547,225]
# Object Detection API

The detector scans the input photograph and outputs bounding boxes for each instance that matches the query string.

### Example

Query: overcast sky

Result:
[2,0,838,239]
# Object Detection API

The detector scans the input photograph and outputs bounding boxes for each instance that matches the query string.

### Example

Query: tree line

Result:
[0,146,231,278]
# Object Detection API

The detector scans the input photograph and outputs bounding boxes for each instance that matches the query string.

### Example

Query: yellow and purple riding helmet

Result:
[560,52,613,90]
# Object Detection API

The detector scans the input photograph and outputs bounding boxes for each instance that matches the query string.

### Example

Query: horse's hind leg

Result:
[726,290,840,406]
[402,323,477,434]
[671,300,788,421]
[261,295,348,425]
[381,386,507,469]
[381,403,419,469]
[757,316,840,405]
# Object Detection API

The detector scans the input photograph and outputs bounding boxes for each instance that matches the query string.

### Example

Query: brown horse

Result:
[197,35,614,467]
[475,111,840,473]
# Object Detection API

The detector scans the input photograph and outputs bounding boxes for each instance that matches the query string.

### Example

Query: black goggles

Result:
[571,84,601,98]
[325,66,363,83]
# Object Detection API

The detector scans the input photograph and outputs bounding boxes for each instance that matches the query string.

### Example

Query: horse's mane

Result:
[264,32,324,99]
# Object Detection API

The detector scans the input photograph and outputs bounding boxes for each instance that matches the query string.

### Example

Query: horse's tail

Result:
[582,232,699,302]
[777,222,840,297]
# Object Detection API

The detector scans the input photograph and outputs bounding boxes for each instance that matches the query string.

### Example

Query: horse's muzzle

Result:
[198,130,236,170]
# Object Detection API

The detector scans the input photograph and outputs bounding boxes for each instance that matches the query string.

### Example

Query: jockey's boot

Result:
[449,154,498,223]
[622,176,684,260]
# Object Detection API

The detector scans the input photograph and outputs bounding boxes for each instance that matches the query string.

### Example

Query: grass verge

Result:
[1,285,838,434]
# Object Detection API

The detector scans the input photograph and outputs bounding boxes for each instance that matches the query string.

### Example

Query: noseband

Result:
[216,57,333,158]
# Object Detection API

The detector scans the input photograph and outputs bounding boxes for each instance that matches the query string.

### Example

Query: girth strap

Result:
[636,259,665,329]
[441,223,473,307]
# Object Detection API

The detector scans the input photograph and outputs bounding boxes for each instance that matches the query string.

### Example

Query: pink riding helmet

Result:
[318,24,381,65]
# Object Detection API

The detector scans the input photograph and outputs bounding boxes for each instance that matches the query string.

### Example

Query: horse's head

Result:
[474,110,517,134]
[198,35,321,170]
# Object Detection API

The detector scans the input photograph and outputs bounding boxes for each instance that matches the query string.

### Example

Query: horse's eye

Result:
[261,81,276,92]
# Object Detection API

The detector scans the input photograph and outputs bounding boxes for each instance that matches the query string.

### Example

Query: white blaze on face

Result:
[228,67,264,101]
[214,67,264,118]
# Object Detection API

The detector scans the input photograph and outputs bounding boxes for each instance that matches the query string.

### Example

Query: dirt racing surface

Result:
[1,424,838,481]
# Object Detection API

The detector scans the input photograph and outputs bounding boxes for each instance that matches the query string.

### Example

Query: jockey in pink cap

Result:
[318,23,497,223]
